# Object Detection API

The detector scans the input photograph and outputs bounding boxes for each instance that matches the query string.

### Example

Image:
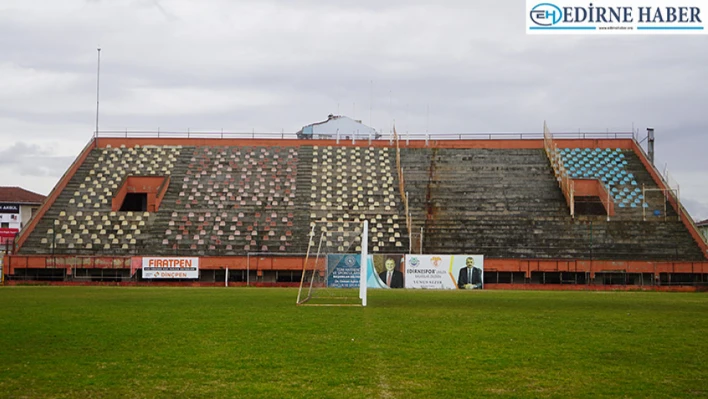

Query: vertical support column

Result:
[359,220,368,307]
[607,184,610,222]
[570,180,575,218]
[420,227,424,254]
[664,192,667,221]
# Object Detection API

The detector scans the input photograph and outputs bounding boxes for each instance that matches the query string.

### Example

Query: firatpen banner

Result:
[404,255,484,290]
[142,257,199,279]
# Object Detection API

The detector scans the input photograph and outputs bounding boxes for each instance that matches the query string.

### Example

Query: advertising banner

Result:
[404,255,484,289]
[326,254,484,290]
[366,254,405,289]
[326,254,361,288]
[0,204,19,214]
[142,257,199,279]
[0,228,19,245]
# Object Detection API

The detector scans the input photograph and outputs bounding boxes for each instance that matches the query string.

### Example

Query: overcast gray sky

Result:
[1,0,706,220]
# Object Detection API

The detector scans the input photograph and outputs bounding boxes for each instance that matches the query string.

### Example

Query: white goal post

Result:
[296,220,368,306]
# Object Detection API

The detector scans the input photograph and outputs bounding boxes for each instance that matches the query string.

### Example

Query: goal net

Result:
[296,220,368,306]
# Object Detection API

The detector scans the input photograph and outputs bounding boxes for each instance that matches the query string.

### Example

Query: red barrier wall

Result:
[6,254,708,277]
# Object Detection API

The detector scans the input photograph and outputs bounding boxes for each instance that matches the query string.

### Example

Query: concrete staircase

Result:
[138,147,193,256]
[289,144,315,254]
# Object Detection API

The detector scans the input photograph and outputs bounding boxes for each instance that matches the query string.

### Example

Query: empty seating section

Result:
[42,211,149,251]
[310,146,404,253]
[559,148,645,209]
[73,145,179,209]
[163,146,298,253]
[37,145,181,254]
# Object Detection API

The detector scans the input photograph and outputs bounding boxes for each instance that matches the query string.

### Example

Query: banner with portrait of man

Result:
[404,255,484,289]
[366,254,405,289]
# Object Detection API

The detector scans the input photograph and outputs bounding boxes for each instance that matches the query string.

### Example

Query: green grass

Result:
[0,287,706,398]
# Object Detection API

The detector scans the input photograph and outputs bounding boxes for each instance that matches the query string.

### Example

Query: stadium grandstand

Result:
[3,122,707,289]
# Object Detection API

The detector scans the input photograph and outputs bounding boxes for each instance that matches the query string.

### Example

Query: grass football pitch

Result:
[0,287,706,398]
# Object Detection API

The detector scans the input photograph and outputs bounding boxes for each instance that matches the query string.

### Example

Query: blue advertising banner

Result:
[326,254,361,288]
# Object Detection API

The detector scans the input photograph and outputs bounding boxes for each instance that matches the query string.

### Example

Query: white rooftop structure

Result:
[297,115,380,140]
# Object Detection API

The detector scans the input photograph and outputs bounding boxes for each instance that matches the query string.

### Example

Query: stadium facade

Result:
[3,127,707,290]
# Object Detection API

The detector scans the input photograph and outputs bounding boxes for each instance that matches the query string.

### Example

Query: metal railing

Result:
[94,130,635,141]
[392,126,413,250]
[543,123,575,217]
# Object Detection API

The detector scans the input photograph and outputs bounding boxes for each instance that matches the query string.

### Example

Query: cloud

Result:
[0,142,74,184]
[0,0,706,217]
[682,198,708,223]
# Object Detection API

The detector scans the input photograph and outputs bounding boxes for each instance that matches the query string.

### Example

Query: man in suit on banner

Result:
[457,256,482,289]
[379,257,403,288]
